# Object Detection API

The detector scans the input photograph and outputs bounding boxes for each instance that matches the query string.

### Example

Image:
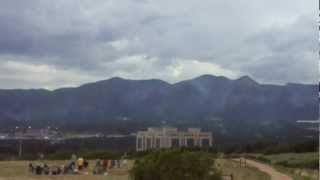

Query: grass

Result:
[215,159,271,180]
[0,160,131,180]
[264,152,318,169]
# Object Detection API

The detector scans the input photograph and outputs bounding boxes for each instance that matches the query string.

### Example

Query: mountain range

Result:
[0,75,317,141]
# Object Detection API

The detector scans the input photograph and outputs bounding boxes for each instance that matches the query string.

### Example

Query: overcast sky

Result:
[0,0,317,89]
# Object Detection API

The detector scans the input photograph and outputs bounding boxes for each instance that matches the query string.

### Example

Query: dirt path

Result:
[241,159,292,180]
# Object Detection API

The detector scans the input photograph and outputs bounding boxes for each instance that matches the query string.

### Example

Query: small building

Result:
[136,127,213,151]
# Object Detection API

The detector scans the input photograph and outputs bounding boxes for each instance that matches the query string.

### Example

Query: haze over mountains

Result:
[0,75,317,141]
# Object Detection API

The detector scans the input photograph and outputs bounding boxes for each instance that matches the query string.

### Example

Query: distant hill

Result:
[0,75,317,142]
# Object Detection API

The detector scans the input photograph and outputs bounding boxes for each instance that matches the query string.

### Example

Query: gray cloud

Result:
[0,0,316,89]
[240,16,317,84]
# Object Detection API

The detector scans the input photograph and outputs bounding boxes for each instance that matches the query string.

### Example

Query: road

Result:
[243,159,292,180]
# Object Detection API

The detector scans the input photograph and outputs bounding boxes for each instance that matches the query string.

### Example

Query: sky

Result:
[0,0,317,89]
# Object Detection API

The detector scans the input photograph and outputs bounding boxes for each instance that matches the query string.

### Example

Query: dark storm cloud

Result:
[0,0,316,89]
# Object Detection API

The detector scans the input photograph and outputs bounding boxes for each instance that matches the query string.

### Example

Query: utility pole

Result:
[14,126,22,157]
[15,125,31,158]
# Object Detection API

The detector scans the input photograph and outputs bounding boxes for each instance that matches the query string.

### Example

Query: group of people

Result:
[29,163,65,175]
[28,156,127,176]
[28,157,89,175]
[93,159,123,175]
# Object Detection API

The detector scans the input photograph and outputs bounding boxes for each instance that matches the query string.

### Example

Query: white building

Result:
[136,127,213,151]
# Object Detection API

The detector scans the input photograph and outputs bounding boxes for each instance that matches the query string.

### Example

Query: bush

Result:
[130,150,222,180]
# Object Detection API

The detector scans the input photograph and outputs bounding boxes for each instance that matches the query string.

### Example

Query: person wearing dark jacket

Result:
[35,165,43,175]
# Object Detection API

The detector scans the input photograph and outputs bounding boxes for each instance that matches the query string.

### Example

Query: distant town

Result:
[0,126,135,141]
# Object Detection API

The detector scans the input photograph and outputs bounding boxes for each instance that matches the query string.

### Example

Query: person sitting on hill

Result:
[64,161,76,174]
[102,159,108,171]
[28,163,34,174]
[43,164,50,175]
[35,165,43,175]
[84,160,89,169]
[93,159,105,175]
[51,166,62,175]
[77,157,84,171]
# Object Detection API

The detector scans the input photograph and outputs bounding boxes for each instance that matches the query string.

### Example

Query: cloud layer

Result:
[0,0,317,89]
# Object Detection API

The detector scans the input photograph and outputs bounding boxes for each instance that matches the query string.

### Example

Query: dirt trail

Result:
[241,159,292,180]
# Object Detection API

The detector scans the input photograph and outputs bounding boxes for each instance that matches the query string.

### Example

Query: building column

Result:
[159,137,162,148]
[184,137,188,147]
[151,136,154,149]
[179,136,183,147]
[145,137,150,150]
[162,136,167,149]
[193,137,197,147]
[142,136,146,151]
[136,136,139,151]
[209,137,213,147]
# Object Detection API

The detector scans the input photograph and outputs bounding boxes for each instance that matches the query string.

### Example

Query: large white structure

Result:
[136,127,213,151]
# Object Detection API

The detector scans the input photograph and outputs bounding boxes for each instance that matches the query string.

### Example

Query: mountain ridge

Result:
[0,74,317,141]
[0,74,316,91]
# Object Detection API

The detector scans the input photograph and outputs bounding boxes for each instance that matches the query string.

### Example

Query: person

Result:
[93,159,104,175]
[77,157,84,170]
[35,165,43,175]
[51,166,62,175]
[102,159,108,171]
[121,159,128,169]
[43,164,50,175]
[114,160,119,168]
[64,161,75,174]
[63,165,69,174]
[84,160,89,169]
[28,163,34,174]
[111,160,115,169]
[51,166,58,175]
[107,159,112,170]
[57,166,62,175]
